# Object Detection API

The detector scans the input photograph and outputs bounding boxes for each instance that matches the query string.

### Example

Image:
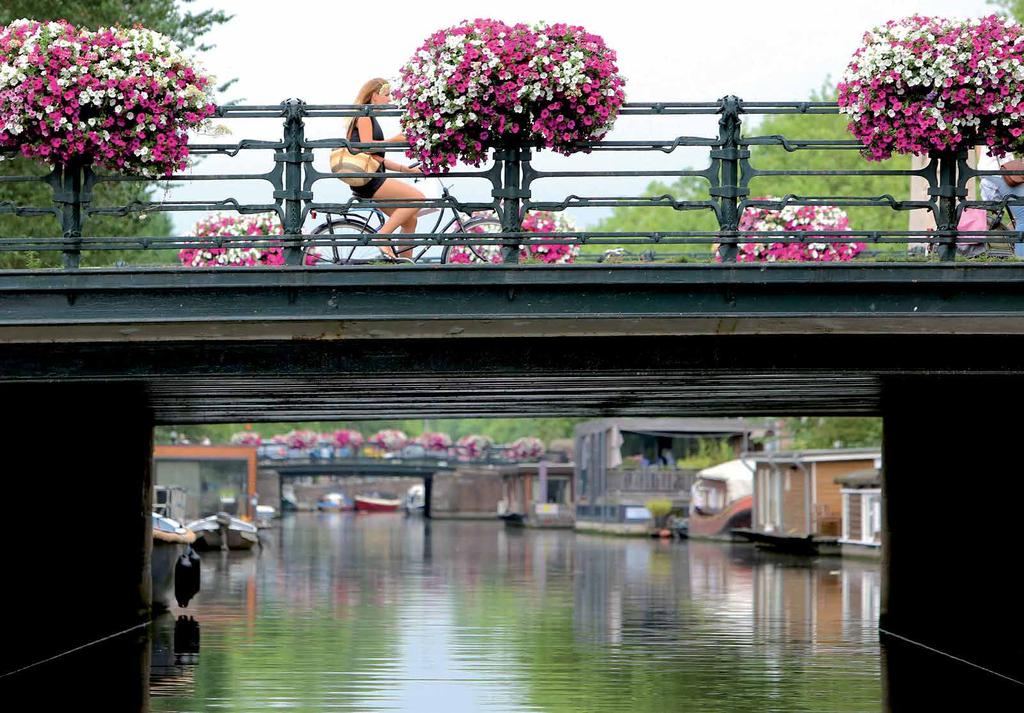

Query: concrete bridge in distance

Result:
[4,98,1024,696]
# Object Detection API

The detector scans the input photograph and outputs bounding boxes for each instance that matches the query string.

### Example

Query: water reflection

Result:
[8,515,1019,709]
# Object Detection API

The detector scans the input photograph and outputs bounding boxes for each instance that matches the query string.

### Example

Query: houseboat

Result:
[573,418,767,535]
[498,462,575,528]
[153,444,258,522]
[689,458,754,539]
[736,448,881,555]
[836,468,882,559]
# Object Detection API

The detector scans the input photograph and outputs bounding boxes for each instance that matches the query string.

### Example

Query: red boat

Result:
[354,492,401,512]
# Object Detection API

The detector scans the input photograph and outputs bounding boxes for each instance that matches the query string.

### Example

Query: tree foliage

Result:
[595,83,911,259]
[0,1,231,267]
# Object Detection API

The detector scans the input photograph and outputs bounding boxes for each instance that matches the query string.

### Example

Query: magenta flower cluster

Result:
[456,434,494,460]
[837,15,1024,160]
[450,209,580,264]
[284,429,318,450]
[395,18,626,173]
[0,19,215,176]
[508,436,546,461]
[719,201,864,263]
[414,432,454,451]
[179,213,285,267]
[332,429,364,449]
[177,213,322,268]
[230,431,262,446]
[369,429,408,451]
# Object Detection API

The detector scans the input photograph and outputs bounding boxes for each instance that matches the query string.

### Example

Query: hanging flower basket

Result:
[230,431,262,446]
[0,20,216,176]
[456,434,494,460]
[508,436,546,461]
[414,432,453,452]
[332,429,364,449]
[449,210,580,264]
[179,213,287,267]
[837,15,1024,160]
[284,429,318,450]
[396,18,626,173]
[369,429,408,451]
[717,201,863,262]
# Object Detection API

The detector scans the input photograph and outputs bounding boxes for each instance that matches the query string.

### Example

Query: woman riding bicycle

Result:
[346,78,422,254]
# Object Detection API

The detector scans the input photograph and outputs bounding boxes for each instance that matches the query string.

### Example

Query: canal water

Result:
[9,514,1012,709]
[151,514,884,712]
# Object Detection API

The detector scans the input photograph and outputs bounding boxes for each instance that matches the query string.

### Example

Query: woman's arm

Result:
[354,118,415,172]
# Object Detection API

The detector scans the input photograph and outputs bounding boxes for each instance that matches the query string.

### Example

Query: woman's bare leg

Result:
[372,179,423,259]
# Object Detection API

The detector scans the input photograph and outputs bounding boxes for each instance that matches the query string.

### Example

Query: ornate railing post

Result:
[46,158,92,269]
[278,98,312,266]
[493,145,532,264]
[930,149,966,262]
[712,96,747,262]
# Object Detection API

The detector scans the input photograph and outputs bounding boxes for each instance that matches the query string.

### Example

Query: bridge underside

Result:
[4,264,1024,421]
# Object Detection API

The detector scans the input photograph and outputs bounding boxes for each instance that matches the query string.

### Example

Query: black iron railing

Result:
[2,97,1023,268]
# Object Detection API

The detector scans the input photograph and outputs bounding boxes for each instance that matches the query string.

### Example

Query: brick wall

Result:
[431,467,504,518]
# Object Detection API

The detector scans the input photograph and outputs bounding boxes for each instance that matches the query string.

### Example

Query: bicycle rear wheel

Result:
[441,217,507,264]
[305,217,384,265]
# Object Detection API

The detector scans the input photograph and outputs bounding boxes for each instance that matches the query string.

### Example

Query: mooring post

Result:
[423,473,433,519]
[712,96,747,263]
[279,98,312,265]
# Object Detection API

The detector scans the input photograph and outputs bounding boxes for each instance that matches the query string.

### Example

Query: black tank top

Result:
[349,116,385,160]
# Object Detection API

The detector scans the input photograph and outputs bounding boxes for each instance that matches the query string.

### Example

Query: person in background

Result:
[978,147,1024,257]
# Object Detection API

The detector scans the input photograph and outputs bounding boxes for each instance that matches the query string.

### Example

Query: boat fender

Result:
[175,547,202,607]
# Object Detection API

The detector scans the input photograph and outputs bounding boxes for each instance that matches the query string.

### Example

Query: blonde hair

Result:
[348,77,390,135]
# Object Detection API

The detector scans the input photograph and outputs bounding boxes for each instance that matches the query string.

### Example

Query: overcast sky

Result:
[166,0,996,231]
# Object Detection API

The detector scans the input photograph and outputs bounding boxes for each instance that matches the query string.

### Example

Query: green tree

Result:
[595,83,911,260]
[0,1,232,268]
[783,417,882,450]
[990,0,1024,22]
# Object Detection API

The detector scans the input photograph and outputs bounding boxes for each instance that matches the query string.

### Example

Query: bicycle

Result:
[304,171,504,265]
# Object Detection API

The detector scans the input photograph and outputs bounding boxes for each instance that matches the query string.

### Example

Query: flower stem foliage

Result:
[450,209,581,264]
[838,14,1024,160]
[727,202,864,263]
[396,18,626,173]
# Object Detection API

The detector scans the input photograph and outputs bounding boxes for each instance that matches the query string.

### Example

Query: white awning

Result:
[695,458,755,502]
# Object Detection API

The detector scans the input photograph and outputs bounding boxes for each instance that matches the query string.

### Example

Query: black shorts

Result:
[351,164,386,199]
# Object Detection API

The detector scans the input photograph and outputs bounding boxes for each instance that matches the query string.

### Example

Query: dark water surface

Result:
[11,514,1014,710]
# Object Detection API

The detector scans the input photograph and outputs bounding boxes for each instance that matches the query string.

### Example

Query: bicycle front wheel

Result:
[441,217,508,264]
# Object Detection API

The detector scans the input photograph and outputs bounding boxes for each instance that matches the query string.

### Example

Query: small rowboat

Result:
[354,492,401,512]
[186,513,259,550]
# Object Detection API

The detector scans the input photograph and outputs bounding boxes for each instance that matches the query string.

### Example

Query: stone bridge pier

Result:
[880,375,1024,691]
[0,383,153,682]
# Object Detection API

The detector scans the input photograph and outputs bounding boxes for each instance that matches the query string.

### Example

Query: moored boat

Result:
[152,513,198,610]
[186,513,259,551]
[317,492,354,511]
[354,492,401,512]
[404,484,425,515]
